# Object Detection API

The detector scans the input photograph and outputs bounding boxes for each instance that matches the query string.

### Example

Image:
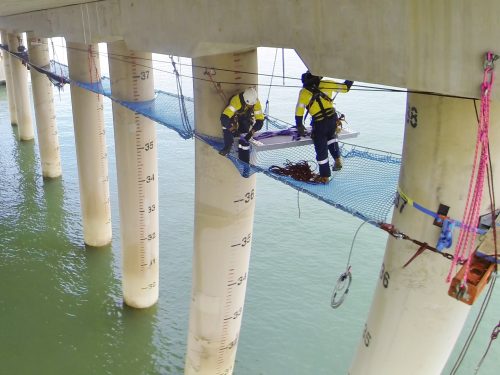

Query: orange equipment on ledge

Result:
[448,253,495,305]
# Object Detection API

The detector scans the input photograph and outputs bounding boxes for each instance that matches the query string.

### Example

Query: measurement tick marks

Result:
[223,307,242,321]
[227,272,247,287]
[233,189,255,204]
[230,233,251,248]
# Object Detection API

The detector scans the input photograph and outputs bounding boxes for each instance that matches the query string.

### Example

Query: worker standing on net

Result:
[295,71,353,183]
[219,87,264,163]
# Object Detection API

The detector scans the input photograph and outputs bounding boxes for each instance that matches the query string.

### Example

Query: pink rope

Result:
[447,52,497,284]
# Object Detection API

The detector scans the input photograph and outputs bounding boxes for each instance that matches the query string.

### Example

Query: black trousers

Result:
[311,115,340,177]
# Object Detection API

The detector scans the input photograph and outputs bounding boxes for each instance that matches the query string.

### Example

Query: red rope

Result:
[86,44,101,97]
[447,52,498,284]
[269,160,319,182]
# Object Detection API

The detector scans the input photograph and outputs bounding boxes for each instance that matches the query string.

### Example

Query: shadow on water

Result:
[0,115,162,374]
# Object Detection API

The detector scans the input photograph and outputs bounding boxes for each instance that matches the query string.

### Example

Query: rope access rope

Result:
[487,176,500,267]
[473,319,500,374]
[49,39,67,89]
[448,52,499,286]
[482,98,499,274]
[281,48,285,86]
[170,55,193,138]
[449,271,497,375]
[264,48,279,128]
[448,55,499,372]
[268,160,320,183]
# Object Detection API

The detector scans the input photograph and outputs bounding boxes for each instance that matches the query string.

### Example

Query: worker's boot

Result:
[219,145,232,156]
[332,157,343,171]
[313,175,331,184]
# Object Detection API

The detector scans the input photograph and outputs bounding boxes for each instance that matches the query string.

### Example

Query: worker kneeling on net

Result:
[219,87,264,163]
[295,71,353,183]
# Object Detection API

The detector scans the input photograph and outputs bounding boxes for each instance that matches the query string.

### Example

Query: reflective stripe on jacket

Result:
[222,93,264,121]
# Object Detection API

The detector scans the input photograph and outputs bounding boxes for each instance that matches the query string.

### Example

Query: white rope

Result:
[80,5,87,45]
[86,4,92,44]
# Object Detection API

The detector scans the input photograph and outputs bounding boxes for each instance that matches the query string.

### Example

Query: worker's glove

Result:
[219,145,231,156]
[344,80,354,90]
[253,119,264,132]
[297,124,307,137]
[244,131,254,142]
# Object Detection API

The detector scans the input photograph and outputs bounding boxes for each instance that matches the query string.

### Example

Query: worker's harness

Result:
[304,85,336,123]
[229,93,256,134]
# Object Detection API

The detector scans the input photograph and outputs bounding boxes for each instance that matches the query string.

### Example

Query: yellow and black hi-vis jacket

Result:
[295,79,351,126]
[221,92,265,134]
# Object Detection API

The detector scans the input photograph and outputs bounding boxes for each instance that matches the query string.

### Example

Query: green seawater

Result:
[0,48,498,375]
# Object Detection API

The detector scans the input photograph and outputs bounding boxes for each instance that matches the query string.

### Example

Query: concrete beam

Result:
[0,0,121,42]
[1,0,500,98]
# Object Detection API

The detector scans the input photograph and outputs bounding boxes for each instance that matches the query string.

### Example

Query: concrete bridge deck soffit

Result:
[1,0,500,99]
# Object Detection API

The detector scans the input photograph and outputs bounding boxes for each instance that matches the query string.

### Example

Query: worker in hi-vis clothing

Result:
[295,71,354,184]
[219,87,264,164]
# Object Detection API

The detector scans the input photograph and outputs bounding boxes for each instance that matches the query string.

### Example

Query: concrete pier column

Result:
[107,40,159,308]
[185,49,258,375]
[27,33,62,178]
[67,42,112,247]
[0,48,4,82]
[8,33,33,140]
[349,93,500,375]
[1,31,17,126]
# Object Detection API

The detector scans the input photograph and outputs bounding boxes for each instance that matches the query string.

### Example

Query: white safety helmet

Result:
[243,87,258,105]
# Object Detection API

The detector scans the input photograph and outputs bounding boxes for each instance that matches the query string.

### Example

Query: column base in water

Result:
[185,49,259,375]
[8,33,33,140]
[67,41,112,247]
[107,40,159,308]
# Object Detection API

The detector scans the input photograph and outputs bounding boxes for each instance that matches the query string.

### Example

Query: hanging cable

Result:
[265,48,278,109]
[296,190,301,219]
[331,220,376,309]
[449,272,497,375]
[473,320,500,374]
[170,55,193,138]
[264,48,279,130]
[282,48,285,86]
[43,38,68,90]
[45,41,484,100]
[484,108,499,273]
